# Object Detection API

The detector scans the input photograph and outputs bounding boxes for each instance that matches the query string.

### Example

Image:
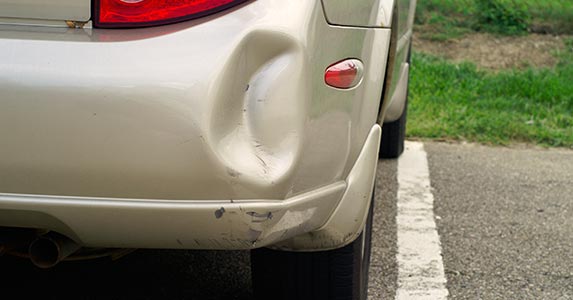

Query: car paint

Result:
[384,62,410,122]
[0,124,380,250]
[0,0,90,23]
[0,0,415,250]
[320,0,416,123]
[276,124,381,251]
[321,0,394,27]
[382,0,417,122]
[0,0,388,201]
[321,0,415,34]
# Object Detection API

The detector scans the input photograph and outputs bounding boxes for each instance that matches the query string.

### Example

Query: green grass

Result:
[407,46,573,147]
[416,0,573,38]
[520,0,573,34]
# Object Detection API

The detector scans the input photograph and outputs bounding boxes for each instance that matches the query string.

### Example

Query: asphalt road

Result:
[0,142,571,299]
[427,142,573,300]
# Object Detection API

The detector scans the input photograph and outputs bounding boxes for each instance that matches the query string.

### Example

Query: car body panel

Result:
[0,0,415,250]
[382,0,416,122]
[384,62,409,122]
[0,125,380,250]
[321,0,414,30]
[0,182,345,249]
[321,0,393,27]
[275,124,381,251]
[0,0,389,202]
[320,0,417,123]
[397,0,416,37]
[0,0,90,23]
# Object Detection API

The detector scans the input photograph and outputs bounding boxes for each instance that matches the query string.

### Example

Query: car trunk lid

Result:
[0,0,91,24]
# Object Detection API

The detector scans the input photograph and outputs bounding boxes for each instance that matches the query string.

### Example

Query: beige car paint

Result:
[0,124,380,249]
[382,0,417,122]
[0,0,388,201]
[276,125,381,251]
[384,63,409,122]
[0,179,347,249]
[321,0,417,123]
[0,0,415,250]
[0,0,90,23]
[321,0,394,27]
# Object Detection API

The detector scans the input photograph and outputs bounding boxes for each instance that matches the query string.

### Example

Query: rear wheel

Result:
[379,97,408,159]
[251,194,374,300]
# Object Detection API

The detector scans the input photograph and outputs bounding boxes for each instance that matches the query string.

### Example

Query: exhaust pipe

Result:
[28,232,80,268]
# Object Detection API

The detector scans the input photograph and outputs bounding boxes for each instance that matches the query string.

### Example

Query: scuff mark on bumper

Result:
[0,181,345,249]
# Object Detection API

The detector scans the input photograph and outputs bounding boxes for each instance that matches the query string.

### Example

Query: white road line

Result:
[395,141,448,300]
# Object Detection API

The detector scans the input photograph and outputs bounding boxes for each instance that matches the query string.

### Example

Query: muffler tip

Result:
[29,233,80,269]
[29,237,60,268]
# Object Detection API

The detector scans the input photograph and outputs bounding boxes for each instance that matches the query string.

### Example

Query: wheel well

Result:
[377,4,399,125]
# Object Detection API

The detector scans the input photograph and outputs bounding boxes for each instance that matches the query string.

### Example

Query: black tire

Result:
[379,97,408,159]
[251,195,374,300]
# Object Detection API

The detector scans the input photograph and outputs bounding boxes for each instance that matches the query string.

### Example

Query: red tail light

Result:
[324,59,364,89]
[94,0,248,28]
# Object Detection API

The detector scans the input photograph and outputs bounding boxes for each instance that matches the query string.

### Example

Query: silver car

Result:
[0,0,416,299]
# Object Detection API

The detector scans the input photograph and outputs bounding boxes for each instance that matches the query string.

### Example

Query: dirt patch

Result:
[413,33,568,70]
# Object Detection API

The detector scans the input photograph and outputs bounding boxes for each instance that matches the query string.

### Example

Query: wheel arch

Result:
[377,1,413,124]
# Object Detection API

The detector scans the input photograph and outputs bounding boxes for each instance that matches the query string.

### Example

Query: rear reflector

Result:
[94,0,247,28]
[324,59,364,89]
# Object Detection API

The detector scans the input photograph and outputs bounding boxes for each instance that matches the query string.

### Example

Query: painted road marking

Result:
[395,141,448,300]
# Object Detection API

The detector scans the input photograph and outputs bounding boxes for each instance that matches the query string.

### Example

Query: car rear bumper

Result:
[0,125,380,250]
[0,0,390,250]
[0,0,389,202]
[0,181,346,249]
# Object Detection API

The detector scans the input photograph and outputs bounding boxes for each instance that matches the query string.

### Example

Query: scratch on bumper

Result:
[0,181,345,250]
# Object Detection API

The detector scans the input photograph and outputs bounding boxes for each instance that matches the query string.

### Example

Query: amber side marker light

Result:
[324,59,364,89]
[94,0,248,28]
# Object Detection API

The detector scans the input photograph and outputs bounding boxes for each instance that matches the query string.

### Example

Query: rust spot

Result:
[65,20,87,28]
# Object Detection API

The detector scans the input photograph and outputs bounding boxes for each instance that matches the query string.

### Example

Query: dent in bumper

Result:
[0,0,389,202]
[274,124,381,251]
[0,124,380,250]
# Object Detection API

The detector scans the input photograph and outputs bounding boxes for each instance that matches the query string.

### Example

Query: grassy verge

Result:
[407,43,573,147]
[416,0,573,39]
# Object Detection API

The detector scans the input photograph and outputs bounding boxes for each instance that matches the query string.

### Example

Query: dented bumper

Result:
[0,0,390,250]
[0,182,346,249]
[0,125,380,250]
